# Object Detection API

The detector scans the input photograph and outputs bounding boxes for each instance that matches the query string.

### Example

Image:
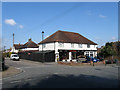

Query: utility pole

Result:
[42,31,44,52]
[13,33,14,52]
[42,31,44,63]
[3,46,6,52]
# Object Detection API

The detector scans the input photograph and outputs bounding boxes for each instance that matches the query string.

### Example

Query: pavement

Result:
[1,58,119,88]
[1,66,22,78]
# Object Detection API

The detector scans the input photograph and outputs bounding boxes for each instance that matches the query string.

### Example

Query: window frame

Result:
[78,44,82,48]
[71,43,74,48]
[59,42,64,47]
[87,44,90,48]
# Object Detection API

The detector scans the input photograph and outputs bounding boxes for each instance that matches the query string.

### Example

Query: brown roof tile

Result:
[38,30,97,45]
[14,44,23,49]
[22,38,38,48]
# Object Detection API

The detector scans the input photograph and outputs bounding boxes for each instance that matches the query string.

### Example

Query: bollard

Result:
[93,61,94,66]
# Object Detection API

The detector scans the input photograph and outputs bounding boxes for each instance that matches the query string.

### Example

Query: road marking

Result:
[25,78,32,81]
[2,67,25,80]
[10,80,21,83]
[54,73,59,75]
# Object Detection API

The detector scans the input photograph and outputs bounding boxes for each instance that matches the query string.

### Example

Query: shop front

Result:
[58,50,85,62]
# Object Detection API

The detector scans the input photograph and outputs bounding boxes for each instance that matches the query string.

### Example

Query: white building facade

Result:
[38,30,98,62]
[39,42,97,62]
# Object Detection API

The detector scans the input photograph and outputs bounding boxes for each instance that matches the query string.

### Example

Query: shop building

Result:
[38,30,98,62]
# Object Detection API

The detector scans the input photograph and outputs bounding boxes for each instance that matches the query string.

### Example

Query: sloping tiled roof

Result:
[14,44,23,49]
[21,39,38,48]
[38,30,97,45]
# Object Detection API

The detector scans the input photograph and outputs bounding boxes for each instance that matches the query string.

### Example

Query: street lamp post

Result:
[42,31,44,52]
[42,31,44,63]
[13,33,14,52]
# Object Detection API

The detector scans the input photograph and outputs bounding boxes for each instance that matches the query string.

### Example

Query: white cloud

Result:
[99,14,107,18]
[5,19,16,26]
[19,25,23,29]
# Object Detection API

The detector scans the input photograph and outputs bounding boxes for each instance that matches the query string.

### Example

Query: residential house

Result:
[38,30,98,62]
[11,38,39,53]
[11,44,23,53]
[20,38,39,52]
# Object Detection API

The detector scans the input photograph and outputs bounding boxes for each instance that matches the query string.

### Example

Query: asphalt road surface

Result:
[2,58,119,88]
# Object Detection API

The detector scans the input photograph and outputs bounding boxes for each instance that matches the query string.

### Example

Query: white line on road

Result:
[2,67,25,80]
[25,79,32,81]
[54,73,59,75]
[10,80,21,83]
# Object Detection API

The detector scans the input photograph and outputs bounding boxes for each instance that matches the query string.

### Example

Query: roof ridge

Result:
[38,30,97,45]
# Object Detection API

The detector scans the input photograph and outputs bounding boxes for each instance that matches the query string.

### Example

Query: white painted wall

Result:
[10,47,19,53]
[39,42,98,62]
[39,43,55,51]
[39,42,97,51]
[21,48,39,51]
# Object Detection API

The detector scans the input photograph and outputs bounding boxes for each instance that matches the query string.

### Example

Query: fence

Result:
[18,50,55,62]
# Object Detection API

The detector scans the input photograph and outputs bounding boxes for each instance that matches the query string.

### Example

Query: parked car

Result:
[105,59,118,64]
[10,54,20,61]
[92,57,99,62]
[86,56,99,63]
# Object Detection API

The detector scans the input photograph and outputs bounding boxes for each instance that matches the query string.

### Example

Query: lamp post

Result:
[42,31,44,52]
[13,33,14,52]
[42,31,44,63]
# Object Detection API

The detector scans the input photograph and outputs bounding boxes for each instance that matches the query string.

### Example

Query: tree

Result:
[99,42,114,58]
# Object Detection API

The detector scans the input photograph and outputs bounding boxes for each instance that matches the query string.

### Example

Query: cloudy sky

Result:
[2,2,118,49]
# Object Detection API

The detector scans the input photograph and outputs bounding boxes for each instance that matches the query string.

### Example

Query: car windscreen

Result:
[13,55,18,57]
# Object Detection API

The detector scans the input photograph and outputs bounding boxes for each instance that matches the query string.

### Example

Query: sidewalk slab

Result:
[1,66,22,78]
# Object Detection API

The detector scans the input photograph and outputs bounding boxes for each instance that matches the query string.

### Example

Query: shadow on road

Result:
[2,65,9,71]
[2,74,119,89]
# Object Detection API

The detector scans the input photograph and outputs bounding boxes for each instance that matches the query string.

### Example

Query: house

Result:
[11,44,23,53]
[20,38,39,52]
[5,48,12,53]
[11,38,39,53]
[38,30,98,62]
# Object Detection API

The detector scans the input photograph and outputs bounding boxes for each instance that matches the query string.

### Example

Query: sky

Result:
[2,2,118,49]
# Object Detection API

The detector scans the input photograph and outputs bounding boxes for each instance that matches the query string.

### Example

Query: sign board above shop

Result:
[69,50,77,52]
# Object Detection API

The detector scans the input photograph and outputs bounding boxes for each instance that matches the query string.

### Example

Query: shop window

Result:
[86,51,89,56]
[90,52,93,57]
[72,52,77,59]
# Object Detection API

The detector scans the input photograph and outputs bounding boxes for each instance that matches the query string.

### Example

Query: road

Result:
[2,58,119,88]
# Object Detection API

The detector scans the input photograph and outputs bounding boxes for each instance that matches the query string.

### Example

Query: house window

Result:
[43,44,46,48]
[59,42,64,47]
[87,44,90,48]
[86,51,89,56]
[78,44,82,48]
[90,52,93,57]
[71,43,74,48]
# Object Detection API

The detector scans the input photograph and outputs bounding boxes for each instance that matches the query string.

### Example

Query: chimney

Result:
[28,38,32,41]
